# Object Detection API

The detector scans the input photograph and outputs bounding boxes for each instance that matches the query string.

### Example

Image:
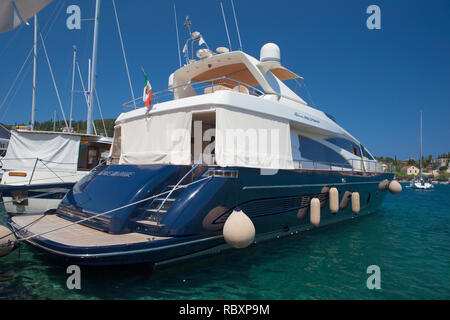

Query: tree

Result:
[438,171,450,181]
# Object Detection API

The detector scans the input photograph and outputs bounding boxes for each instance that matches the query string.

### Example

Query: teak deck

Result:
[12,214,168,247]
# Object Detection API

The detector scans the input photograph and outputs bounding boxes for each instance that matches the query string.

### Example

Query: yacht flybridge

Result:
[4,32,402,266]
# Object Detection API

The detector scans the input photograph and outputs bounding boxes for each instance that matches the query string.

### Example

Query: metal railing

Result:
[292,159,395,173]
[156,163,200,213]
[123,76,265,108]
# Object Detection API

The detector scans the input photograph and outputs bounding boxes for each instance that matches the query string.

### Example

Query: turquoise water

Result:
[0,184,449,300]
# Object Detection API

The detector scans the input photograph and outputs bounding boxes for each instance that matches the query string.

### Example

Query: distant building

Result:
[401,165,420,176]
[432,158,449,168]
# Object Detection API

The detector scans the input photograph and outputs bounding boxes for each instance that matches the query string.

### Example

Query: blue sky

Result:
[0,0,449,159]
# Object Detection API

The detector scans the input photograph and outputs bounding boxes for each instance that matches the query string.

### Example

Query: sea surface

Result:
[0,184,449,300]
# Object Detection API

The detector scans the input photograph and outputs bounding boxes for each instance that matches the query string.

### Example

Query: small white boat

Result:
[412,179,433,190]
[0,129,111,214]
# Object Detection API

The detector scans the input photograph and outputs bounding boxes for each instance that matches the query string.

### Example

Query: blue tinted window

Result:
[361,146,374,160]
[326,137,361,157]
[298,135,351,167]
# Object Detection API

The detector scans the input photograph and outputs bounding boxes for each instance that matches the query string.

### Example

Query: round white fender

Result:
[223,208,255,249]
[389,180,402,194]
[329,187,339,214]
[0,225,17,258]
[351,192,360,214]
[378,179,389,191]
[310,198,321,227]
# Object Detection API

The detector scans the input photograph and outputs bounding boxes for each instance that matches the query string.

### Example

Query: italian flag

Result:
[142,72,152,110]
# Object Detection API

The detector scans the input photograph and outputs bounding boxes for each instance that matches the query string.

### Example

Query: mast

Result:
[31,15,37,130]
[53,109,56,131]
[69,45,77,132]
[419,110,423,179]
[87,0,101,135]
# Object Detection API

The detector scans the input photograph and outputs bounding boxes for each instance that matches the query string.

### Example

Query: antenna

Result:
[112,0,136,107]
[230,0,243,51]
[184,15,192,37]
[174,4,182,68]
[220,2,232,51]
[183,16,193,62]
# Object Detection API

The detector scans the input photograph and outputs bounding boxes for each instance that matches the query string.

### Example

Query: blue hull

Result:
[9,164,393,266]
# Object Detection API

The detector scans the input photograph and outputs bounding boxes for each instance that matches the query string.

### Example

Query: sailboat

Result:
[412,111,433,190]
[0,1,112,215]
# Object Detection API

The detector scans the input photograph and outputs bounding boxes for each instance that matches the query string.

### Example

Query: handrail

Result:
[292,159,394,173]
[122,76,265,108]
[156,163,200,213]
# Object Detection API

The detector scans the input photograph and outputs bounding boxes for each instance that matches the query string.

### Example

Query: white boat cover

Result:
[119,111,192,165]
[2,131,81,172]
[215,108,294,170]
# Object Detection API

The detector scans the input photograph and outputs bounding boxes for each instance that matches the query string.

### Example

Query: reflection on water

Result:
[0,185,449,299]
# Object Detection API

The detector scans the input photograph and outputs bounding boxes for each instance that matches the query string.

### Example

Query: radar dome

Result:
[260,43,281,69]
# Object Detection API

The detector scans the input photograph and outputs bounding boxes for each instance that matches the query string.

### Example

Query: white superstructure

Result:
[117,41,381,173]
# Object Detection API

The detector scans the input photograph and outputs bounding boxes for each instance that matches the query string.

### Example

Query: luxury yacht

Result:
[0,129,111,214]
[6,33,401,266]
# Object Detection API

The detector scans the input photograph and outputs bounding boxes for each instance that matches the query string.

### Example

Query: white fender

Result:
[223,208,255,249]
[329,187,339,214]
[389,180,402,194]
[351,192,360,214]
[378,179,389,191]
[310,198,321,227]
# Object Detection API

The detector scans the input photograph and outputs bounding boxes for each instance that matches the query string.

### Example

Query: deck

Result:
[11,214,168,247]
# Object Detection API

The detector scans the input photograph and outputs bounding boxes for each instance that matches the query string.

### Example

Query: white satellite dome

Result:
[168,73,174,91]
[260,43,281,69]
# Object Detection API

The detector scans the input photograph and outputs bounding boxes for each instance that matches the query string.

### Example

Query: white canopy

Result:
[119,111,192,165]
[2,131,81,172]
[115,108,295,170]
[215,108,294,170]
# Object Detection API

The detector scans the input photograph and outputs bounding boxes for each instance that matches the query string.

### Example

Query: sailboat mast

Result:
[419,110,423,179]
[69,45,77,132]
[87,0,101,135]
[31,15,37,130]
